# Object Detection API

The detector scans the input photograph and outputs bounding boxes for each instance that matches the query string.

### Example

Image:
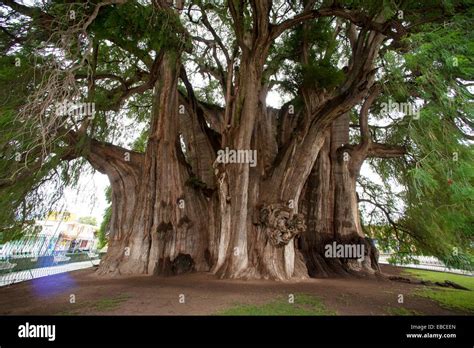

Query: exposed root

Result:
[388,276,470,290]
[302,237,381,278]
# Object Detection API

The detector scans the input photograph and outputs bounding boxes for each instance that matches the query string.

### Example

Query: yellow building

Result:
[47,211,78,222]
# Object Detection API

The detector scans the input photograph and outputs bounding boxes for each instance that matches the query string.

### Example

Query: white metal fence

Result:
[0,259,100,287]
[379,254,473,276]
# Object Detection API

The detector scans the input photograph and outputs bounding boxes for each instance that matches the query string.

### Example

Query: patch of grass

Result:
[385,306,420,316]
[92,293,130,311]
[217,294,336,315]
[59,293,130,315]
[402,269,474,313]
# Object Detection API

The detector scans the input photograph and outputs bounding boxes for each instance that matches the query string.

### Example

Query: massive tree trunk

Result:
[212,52,307,280]
[209,0,310,280]
[96,52,211,276]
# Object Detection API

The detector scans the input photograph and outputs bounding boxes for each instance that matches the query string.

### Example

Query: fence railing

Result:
[0,252,101,287]
[379,253,473,276]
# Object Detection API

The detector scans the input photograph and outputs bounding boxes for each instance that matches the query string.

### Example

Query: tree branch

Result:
[270,6,406,41]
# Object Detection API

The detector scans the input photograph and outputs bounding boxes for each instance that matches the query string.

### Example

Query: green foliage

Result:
[194,78,223,105]
[361,4,474,270]
[98,207,111,249]
[276,17,346,94]
[130,130,149,153]
[300,62,345,90]
[91,2,189,53]
[98,186,112,249]
[0,104,80,242]
[78,216,97,226]
[402,110,474,269]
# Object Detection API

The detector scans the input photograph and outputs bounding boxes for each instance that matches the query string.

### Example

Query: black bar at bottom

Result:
[0,315,472,346]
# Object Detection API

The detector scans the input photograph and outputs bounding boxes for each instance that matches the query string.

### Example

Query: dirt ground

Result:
[0,265,466,315]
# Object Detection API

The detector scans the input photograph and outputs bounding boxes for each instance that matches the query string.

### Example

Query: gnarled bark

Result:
[96,51,210,276]
[299,113,381,278]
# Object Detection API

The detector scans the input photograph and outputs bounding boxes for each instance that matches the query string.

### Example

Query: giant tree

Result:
[0,0,472,280]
